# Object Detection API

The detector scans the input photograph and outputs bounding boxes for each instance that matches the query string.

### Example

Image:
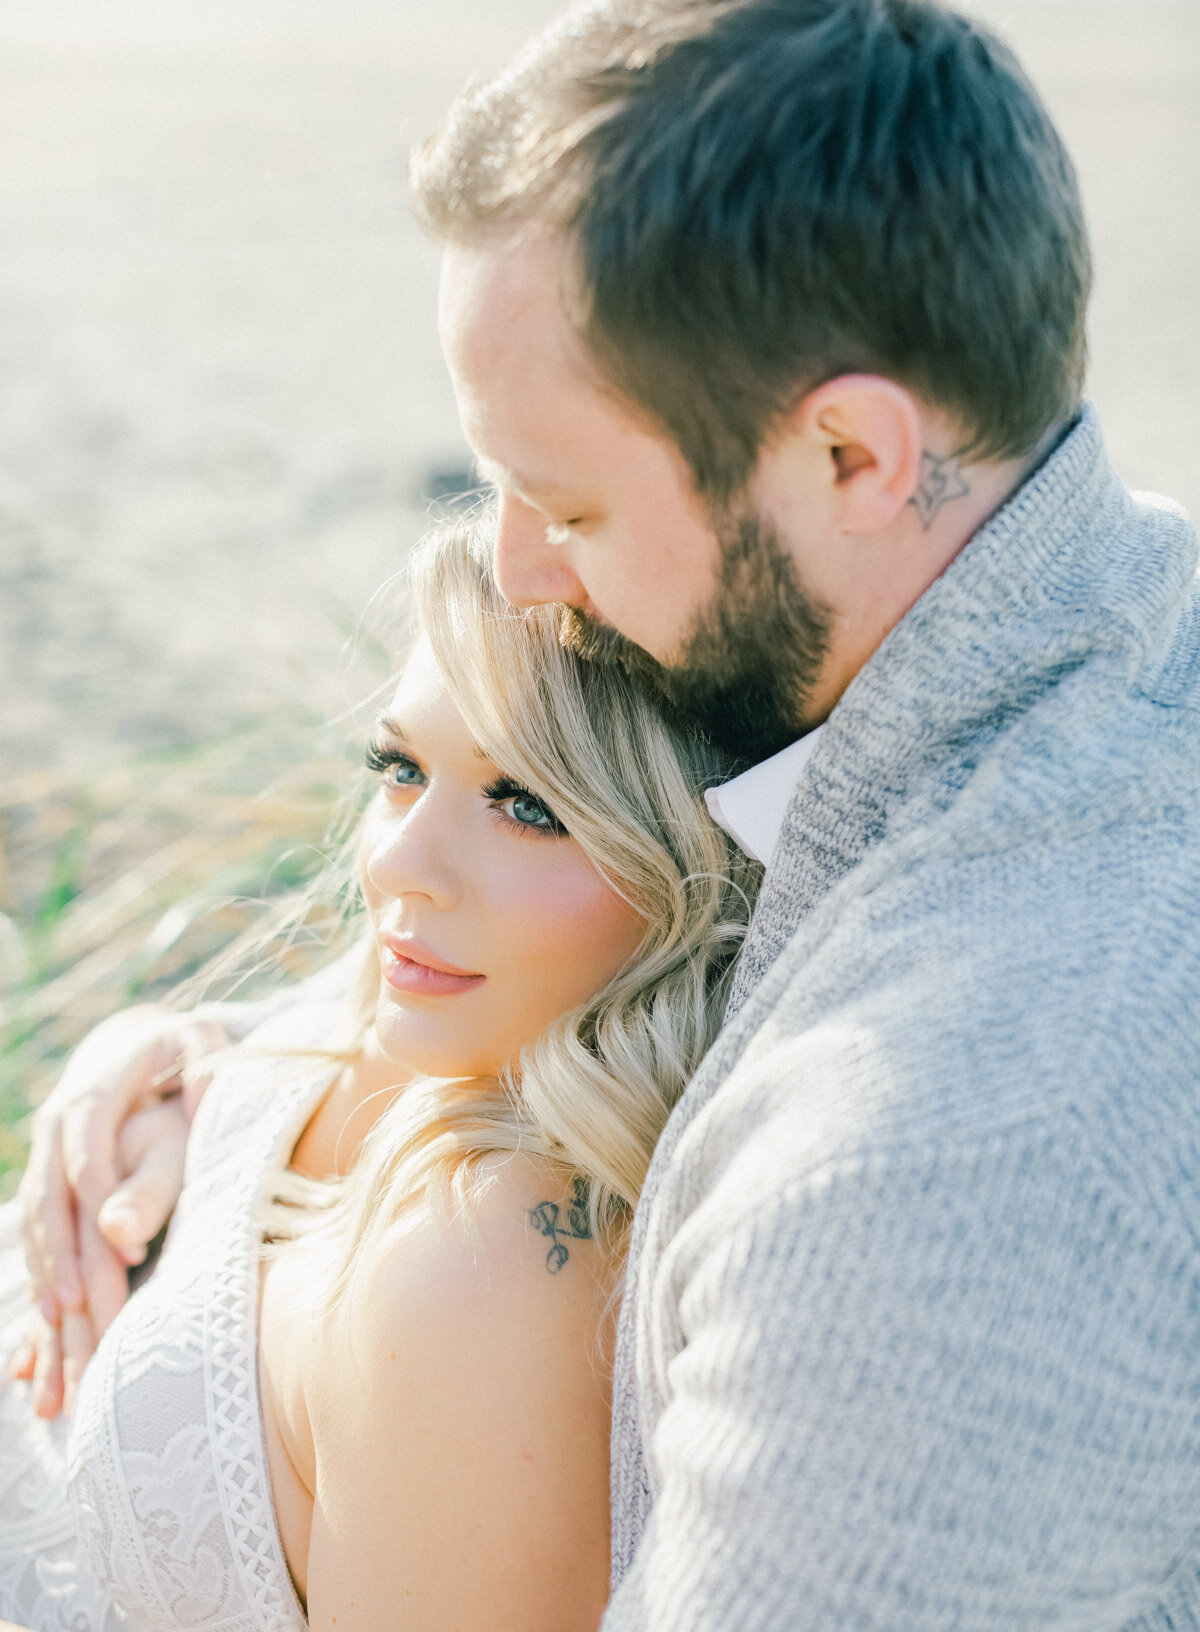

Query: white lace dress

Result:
[0,1007,343,1632]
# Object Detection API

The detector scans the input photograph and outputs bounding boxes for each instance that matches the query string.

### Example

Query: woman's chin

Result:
[372,1005,497,1083]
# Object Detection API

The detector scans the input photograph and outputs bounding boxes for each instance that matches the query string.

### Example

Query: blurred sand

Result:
[0,0,1197,779]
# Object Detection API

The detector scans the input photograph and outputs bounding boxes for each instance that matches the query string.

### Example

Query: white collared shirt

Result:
[704,727,825,865]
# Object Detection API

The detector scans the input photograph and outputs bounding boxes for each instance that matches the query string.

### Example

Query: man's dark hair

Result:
[413,0,1091,504]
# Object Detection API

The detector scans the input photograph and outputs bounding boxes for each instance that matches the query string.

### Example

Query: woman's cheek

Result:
[509,860,643,1011]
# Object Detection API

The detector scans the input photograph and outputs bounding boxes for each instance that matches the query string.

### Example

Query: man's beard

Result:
[560,508,831,766]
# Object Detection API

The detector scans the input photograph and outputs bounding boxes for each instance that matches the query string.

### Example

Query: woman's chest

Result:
[287,1050,403,1180]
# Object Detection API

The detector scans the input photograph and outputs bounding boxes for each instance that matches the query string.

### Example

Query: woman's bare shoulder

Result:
[303,1155,614,1631]
[350,1154,610,1362]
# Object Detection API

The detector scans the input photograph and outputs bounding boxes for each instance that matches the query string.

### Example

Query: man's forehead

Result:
[439,240,569,350]
[439,239,678,510]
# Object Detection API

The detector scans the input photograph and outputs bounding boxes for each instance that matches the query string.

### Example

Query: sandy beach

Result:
[0,0,1197,775]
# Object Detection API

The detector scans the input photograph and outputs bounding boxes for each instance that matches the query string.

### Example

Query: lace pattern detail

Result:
[0,1203,126,1632]
[206,1241,299,1626]
[1,1005,343,1632]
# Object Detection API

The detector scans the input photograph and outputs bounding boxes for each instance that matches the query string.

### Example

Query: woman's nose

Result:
[492,492,588,609]
[364,792,460,909]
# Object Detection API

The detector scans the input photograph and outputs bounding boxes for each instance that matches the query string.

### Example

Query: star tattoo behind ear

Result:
[528,1178,593,1273]
[909,450,971,529]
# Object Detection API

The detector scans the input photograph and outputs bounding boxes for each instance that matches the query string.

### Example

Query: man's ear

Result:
[796,375,924,533]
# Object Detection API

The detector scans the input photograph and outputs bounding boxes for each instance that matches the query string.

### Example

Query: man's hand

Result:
[16,1008,227,1347]
[13,1047,202,1415]
[11,956,355,1414]
[9,1298,99,1420]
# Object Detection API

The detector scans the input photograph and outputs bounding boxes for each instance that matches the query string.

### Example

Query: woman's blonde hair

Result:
[279,518,760,1287]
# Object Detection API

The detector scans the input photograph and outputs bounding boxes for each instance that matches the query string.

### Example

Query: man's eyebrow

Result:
[475,456,525,495]
[475,456,575,507]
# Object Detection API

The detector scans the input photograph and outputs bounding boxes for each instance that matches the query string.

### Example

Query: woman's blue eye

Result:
[365,742,426,788]
[510,791,555,829]
[483,776,567,835]
[388,759,424,787]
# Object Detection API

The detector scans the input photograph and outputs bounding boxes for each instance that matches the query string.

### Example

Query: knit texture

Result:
[605,407,1200,1631]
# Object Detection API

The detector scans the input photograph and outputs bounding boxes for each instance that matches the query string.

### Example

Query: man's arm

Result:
[604,1129,1200,1630]
[14,946,361,1413]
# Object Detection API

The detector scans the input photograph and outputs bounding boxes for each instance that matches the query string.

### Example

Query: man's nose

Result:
[492,492,587,609]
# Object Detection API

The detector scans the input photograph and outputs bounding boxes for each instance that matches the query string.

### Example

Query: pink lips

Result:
[379,934,486,998]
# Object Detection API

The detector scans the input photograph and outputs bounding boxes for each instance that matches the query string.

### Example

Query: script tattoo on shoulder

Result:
[528,1178,592,1274]
[909,450,971,529]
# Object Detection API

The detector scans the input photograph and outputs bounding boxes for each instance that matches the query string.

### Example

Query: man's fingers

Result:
[99,1120,188,1262]
[31,1318,64,1420]
[78,1213,131,1341]
[8,1330,36,1383]
[16,1006,231,1366]
[60,1306,98,1417]
[179,1017,229,1121]
[16,1122,82,1320]
[20,1007,173,1307]
[61,1040,175,1220]
[60,1013,225,1217]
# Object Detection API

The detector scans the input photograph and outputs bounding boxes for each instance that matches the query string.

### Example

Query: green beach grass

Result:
[0,719,364,1198]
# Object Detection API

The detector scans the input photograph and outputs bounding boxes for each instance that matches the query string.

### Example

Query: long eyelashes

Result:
[365,742,567,837]
[364,742,427,789]
[364,741,409,775]
[481,776,568,837]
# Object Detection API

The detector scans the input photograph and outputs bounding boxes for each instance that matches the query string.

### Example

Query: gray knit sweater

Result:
[604,407,1200,1631]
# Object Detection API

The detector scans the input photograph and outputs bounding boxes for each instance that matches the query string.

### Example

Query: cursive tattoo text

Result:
[528,1178,592,1273]
[909,450,971,529]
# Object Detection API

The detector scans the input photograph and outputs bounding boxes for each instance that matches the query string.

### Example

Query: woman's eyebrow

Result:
[376,712,491,765]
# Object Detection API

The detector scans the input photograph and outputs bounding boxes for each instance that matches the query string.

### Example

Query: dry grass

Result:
[0,718,365,1196]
